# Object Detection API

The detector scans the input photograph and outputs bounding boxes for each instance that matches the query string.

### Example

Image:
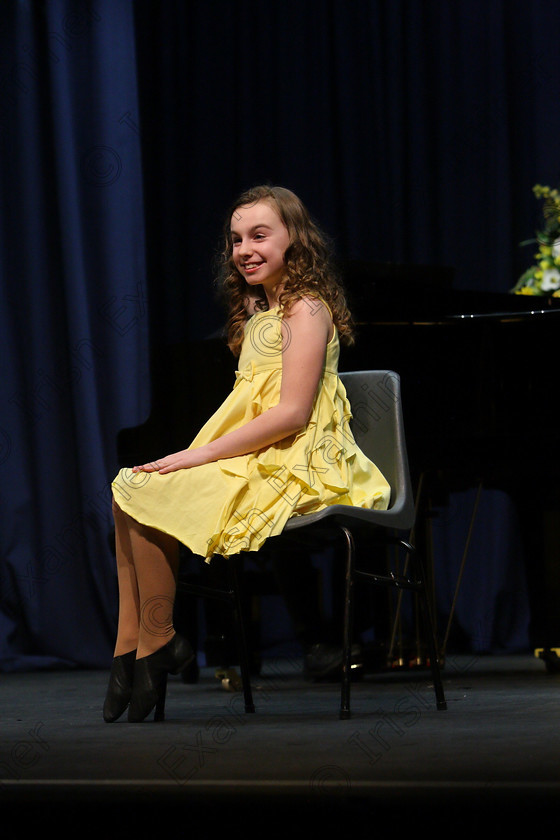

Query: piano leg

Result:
[521,485,560,672]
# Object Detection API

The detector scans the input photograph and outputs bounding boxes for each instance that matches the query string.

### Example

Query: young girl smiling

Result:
[105,185,390,722]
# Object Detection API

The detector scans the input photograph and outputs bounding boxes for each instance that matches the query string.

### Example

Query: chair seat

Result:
[283,500,414,534]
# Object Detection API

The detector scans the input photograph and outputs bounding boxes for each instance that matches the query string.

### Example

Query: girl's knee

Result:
[112,494,126,518]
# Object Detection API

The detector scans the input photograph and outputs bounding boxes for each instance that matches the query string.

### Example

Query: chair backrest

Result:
[339,370,416,529]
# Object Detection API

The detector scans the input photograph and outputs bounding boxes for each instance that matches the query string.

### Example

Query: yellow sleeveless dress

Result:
[112,306,390,561]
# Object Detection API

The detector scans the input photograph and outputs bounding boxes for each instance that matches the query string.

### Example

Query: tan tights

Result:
[112,496,180,659]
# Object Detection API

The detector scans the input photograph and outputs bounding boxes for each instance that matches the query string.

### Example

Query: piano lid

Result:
[339,260,560,324]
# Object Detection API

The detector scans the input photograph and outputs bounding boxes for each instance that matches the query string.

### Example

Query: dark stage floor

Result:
[2,654,559,833]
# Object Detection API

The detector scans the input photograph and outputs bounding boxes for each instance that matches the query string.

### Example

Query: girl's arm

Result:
[132,298,332,474]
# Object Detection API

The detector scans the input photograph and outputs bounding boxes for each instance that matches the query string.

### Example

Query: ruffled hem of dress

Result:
[216,370,389,513]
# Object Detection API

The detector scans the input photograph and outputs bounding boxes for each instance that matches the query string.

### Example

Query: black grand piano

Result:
[117,263,560,669]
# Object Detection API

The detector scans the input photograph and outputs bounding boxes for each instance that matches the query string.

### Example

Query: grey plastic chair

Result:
[280,369,447,718]
[178,370,447,720]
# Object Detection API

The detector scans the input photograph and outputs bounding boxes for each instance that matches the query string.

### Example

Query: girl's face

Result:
[230,200,290,295]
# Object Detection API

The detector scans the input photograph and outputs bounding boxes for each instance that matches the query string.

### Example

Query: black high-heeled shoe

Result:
[127,633,194,722]
[103,649,136,723]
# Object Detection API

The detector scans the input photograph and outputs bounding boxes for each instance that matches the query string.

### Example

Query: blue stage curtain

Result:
[0,1,149,669]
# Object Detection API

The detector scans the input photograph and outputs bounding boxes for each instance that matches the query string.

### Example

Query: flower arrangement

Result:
[511,184,560,296]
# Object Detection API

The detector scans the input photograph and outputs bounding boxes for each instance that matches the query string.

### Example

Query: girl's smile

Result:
[243,261,263,274]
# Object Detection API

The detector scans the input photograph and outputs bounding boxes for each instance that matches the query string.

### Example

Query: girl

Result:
[105,185,390,723]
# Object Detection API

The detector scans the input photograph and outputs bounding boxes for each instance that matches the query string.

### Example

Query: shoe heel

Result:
[154,674,168,722]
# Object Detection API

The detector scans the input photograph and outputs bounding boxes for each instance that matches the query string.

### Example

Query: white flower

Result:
[540,268,560,291]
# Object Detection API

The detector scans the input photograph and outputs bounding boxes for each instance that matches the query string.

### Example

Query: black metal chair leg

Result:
[413,553,447,711]
[228,559,256,713]
[338,531,446,718]
[340,526,355,720]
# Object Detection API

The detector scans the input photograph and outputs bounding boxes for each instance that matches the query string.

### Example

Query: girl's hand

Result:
[132,447,208,474]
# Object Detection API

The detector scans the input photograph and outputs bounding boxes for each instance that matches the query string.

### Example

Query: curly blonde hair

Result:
[215,185,355,356]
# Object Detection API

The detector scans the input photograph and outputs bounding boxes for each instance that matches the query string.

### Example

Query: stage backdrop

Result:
[2,0,560,670]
